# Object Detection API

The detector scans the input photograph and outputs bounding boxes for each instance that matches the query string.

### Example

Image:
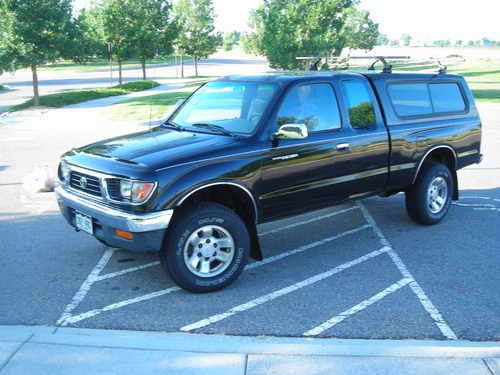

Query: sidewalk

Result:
[0,326,499,374]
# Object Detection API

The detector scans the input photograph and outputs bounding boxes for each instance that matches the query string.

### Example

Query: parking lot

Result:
[0,102,499,341]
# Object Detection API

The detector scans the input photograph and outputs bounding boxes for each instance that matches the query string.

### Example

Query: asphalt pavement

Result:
[0,98,499,344]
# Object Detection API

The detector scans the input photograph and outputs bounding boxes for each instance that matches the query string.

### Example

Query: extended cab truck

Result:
[55,71,482,292]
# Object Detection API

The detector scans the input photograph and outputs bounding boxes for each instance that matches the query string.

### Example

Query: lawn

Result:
[390,58,500,103]
[103,82,205,122]
[12,80,160,111]
[38,56,190,71]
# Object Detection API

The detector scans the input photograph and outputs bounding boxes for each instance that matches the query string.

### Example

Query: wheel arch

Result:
[412,145,459,200]
[175,182,263,260]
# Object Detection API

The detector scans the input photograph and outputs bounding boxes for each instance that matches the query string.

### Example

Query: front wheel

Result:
[160,202,250,293]
[405,162,454,225]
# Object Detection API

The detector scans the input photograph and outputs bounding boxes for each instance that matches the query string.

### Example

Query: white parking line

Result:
[95,261,161,281]
[258,206,358,236]
[56,248,115,326]
[180,246,390,332]
[304,278,412,336]
[246,224,371,270]
[62,287,180,325]
[356,201,458,340]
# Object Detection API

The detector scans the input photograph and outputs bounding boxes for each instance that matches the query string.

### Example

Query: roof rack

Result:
[296,55,449,74]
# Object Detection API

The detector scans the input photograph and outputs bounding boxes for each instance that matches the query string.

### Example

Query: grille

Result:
[105,179,122,201]
[69,170,102,197]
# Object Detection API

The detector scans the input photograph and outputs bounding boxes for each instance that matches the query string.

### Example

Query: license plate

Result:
[75,212,93,235]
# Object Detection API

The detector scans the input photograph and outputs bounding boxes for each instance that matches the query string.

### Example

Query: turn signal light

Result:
[115,229,133,240]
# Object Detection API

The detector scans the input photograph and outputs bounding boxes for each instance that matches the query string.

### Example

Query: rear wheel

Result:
[160,202,250,293]
[405,162,453,225]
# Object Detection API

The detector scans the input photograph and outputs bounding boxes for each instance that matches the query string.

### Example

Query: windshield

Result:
[170,81,277,136]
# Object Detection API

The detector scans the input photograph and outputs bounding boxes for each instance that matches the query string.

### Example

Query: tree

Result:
[401,33,412,46]
[173,0,221,77]
[243,0,379,70]
[126,0,177,80]
[5,0,75,105]
[71,7,108,63]
[0,0,16,76]
[342,7,379,52]
[101,0,138,84]
[223,31,241,51]
[377,33,389,46]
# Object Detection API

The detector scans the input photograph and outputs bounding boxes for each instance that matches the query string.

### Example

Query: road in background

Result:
[0,49,269,111]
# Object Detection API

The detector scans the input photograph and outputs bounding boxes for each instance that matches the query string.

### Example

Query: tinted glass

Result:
[429,83,466,113]
[171,81,277,135]
[388,83,433,116]
[342,80,377,129]
[276,83,341,133]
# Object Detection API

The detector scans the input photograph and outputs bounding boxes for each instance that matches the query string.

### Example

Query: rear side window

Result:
[342,80,377,129]
[388,83,433,116]
[276,83,341,133]
[429,83,465,113]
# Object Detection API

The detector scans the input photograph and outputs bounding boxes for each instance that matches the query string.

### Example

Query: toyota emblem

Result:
[79,176,88,189]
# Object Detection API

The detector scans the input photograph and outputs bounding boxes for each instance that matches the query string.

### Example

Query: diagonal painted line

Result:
[304,278,412,336]
[258,206,359,236]
[246,224,371,270]
[61,287,181,325]
[56,248,115,326]
[59,224,370,326]
[95,261,161,281]
[181,246,389,332]
[356,200,458,340]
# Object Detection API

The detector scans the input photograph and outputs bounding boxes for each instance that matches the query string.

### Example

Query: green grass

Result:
[390,58,500,102]
[38,56,190,71]
[103,82,205,122]
[12,80,160,111]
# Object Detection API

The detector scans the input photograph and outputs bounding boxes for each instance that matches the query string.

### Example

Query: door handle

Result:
[336,143,350,151]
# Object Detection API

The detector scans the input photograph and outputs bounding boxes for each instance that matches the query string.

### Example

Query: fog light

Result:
[115,229,133,240]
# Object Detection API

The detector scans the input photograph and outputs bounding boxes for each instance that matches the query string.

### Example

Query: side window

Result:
[342,80,377,129]
[388,83,433,117]
[429,83,466,113]
[276,83,341,133]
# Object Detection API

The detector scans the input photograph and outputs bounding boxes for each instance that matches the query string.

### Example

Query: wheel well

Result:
[423,148,456,172]
[176,184,263,260]
[415,147,459,200]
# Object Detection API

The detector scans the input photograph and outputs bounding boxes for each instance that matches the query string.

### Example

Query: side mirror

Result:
[274,123,309,139]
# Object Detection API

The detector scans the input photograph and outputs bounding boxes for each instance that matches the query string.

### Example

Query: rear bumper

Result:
[55,186,173,252]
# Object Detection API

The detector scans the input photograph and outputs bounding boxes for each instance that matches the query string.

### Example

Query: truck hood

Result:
[74,127,246,171]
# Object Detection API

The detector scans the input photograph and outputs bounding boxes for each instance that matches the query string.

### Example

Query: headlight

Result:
[59,160,71,183]
[119,180,155,203]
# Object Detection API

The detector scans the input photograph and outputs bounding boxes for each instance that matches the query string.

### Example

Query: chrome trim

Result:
[336,143,350,151]
[390,162,416,172]
[155,132,391,172]
[272,154,299,161]
[411,145,458,184]
[259,166,389,200]
[64,163,157,206]
[56,186,173,232]
[177,182,259,223]
[457,149,479,158]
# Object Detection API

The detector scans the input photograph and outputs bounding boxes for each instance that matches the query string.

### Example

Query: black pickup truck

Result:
[56,71,482,292]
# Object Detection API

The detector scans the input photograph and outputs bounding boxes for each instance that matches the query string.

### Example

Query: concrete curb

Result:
[1,326,499,374]
[1,325,499,357]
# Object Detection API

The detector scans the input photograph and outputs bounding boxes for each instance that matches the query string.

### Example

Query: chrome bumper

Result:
[55,186,173,233]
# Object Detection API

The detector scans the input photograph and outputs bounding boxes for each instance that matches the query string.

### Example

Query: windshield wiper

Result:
[161,120,184,132]
[191,123,234,136]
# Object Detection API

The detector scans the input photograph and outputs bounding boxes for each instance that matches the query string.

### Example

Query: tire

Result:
[160,202,250,293]
[405,162,454,225]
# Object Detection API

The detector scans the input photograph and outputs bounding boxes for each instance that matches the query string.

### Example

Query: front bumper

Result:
[55,186,173,252]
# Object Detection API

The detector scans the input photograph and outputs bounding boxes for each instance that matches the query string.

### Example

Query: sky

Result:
[73,0,500,41]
